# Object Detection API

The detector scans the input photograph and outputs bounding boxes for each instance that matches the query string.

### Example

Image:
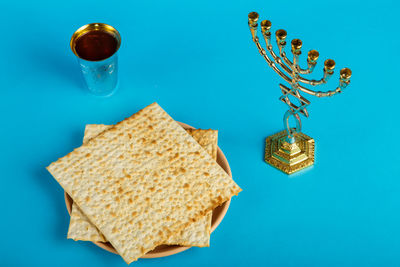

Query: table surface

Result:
[1,0,399,266]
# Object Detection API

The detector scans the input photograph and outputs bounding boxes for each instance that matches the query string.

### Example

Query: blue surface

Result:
[1,0,399,266]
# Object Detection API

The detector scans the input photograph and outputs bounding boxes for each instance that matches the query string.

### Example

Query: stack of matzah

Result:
[47,103,241,264]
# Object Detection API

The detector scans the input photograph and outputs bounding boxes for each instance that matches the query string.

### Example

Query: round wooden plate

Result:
[64,122,232,258]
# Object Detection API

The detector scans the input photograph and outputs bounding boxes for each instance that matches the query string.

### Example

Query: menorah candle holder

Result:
[248,12,352,174]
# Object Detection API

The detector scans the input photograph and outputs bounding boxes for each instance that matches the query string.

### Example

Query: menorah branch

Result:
[248,11,352,174]
[275,29,294,69]
[297,77,323,86]
[260,24,293,77]
[297,50,318,74]
[287,39,317,76]
[248,11,352,115]
[253,37,293,84]
[266,44,292,77]
[297,59,334,86]
[298,85,340,97]
[248,13,293,84]
[298,68,351,97]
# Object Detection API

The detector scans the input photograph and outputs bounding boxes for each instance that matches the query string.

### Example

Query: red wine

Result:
[75,30,118,61]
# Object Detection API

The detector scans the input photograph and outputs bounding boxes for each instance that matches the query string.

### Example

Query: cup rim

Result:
[70,23,121,62]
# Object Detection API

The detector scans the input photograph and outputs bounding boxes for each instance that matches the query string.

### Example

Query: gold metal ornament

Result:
[248,12,352,174]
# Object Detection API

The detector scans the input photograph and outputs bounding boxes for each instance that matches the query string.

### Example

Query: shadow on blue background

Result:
[0,0,399,266]
[25,40,83,91]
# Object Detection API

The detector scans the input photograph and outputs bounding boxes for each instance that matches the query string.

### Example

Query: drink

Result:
[75,30,118,61]
[70,23,121,96]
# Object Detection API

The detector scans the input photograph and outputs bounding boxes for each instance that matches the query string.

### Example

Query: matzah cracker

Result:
[67,125,111,242]
[47,103,241,263]
[185,129,218,161]
[164,129,218,246]
[68,202,106,242]
[68,125,218,247]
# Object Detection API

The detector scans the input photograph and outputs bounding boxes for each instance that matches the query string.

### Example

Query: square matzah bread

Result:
[68,125,218,247]
[47,103,241,263]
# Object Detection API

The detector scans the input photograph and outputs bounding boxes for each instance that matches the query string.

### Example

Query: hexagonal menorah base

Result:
[265,130,315,174]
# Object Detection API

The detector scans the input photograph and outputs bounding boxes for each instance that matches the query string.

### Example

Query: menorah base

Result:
[265,130,315,174]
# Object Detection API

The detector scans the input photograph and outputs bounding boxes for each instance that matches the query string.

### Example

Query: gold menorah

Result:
[248,12,352,174]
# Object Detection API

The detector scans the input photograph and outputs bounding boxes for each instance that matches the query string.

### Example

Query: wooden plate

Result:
[64,122,232,258]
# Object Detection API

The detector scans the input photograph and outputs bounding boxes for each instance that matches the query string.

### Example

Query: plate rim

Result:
[64,121,232,258]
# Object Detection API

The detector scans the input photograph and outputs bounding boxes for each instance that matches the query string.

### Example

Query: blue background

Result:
[1,0,398,266]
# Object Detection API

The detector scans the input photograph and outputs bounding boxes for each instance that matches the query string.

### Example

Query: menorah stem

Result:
[283,110,302,143]
[279,83,310,120]
[249,11,351,174]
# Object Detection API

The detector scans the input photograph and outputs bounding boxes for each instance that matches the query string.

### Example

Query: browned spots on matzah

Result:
[55,103,241,263]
